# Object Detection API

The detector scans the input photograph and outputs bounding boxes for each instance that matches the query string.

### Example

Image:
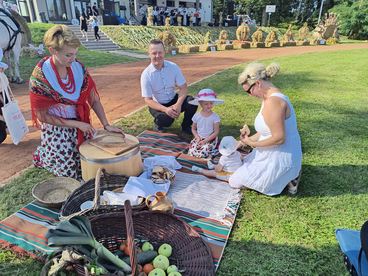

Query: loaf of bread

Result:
[240,123,250,136]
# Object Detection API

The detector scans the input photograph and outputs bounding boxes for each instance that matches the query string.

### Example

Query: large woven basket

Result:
[32,177,81,208]
[74,201,215,276]
[60,168,146,220]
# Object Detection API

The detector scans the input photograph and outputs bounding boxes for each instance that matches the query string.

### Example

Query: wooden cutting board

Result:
[88,132,139,156]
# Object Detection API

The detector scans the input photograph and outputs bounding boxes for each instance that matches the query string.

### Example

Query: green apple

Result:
[168,272,182,276]
[142,241,154,252]
[153,255,170,270]
[148,268,166,276]
[166,265,178,274]
[158,243,172,258]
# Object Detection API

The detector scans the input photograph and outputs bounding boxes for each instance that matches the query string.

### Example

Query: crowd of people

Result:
[140,5,203,26]
[28,25,302,196]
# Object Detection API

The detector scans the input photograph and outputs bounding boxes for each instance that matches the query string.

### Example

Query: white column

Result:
[26,0,35,22]
[33,0,42,22]
[134,0,139,17]
[70,0,76,19]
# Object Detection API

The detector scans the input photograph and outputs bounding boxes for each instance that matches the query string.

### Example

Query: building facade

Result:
[13,0,212,24]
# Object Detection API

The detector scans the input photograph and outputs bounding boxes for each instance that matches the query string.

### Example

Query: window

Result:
[18,0,29,17]
[167,1,175,7]
[46,0,68,21]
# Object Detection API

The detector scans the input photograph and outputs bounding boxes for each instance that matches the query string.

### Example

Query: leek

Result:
[46,216,131,273]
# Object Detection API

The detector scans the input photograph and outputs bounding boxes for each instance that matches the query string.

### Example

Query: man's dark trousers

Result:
[148,94,197,132]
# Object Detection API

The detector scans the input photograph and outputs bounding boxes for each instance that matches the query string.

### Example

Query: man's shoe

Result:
[153,123,164,132]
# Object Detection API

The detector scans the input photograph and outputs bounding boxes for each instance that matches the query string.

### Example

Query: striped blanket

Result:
[0,131,241,270]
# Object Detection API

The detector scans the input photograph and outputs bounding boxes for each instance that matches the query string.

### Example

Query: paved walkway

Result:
[1,43,367,185]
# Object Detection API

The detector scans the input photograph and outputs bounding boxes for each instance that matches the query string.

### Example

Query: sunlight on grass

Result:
[1,48,367,275]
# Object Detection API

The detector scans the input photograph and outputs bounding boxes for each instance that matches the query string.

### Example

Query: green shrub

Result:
[331,1,368,39]
[28,22,55,44]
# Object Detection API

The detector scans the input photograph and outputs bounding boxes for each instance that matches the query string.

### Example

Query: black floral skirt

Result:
[33,123,81,179]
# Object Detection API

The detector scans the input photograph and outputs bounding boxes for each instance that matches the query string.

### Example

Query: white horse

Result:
[0,7,30,83]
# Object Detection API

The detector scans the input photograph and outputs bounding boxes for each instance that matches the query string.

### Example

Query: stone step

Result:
[68,25,121,52]
[82,40,116,45]
[79,38,111,43]
[73,32,110,38]
[87,45,120,50]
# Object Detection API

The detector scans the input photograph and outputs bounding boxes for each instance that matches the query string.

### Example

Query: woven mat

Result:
[0,131,242,270]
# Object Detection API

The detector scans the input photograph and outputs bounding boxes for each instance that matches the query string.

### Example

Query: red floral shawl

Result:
[29,57,98,146]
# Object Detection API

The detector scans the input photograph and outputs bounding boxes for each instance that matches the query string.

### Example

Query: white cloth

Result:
[219,151,242,173]
[143,155,182,178]
[229,93,302,196]
[141,60,186,104]
[168,171,240,222]
[101,191,140,206]
[192,112,220,138]
[43,58,84,118]
[123,176,170,198]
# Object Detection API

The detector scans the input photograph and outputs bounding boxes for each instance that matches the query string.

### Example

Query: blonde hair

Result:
[43,25,81,51]
[238,62,280,85]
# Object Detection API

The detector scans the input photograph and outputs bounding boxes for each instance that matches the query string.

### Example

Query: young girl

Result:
[188,88,224,158]
[192,136,243,182]
[90,16,100,41]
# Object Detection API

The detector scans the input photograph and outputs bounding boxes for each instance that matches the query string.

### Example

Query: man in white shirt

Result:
[141,39,197,133]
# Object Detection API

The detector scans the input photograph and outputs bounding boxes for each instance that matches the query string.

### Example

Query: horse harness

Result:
[0,8,23,52]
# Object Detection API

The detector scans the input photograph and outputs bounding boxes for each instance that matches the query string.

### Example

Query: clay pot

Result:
[145,192,174,213]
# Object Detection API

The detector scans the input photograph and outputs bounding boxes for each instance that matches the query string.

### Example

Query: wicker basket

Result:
[59,168,146,220]
[74,201,215,276]
[32,177,81,208]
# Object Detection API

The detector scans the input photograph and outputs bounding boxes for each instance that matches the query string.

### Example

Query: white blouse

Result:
[43,58,84,118]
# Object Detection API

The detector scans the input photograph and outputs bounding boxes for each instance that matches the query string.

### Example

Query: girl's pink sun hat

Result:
[189,88,224,106]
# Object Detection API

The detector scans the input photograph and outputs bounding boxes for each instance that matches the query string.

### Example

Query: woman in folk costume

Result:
[29,25,124,179]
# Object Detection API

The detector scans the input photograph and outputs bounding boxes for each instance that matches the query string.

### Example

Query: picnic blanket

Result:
[0,130,242,270]
[0,201,58,259]
[169,171,240,224]
[137,130,189,158]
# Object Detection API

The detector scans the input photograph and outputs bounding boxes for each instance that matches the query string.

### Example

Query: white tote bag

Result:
[0,73,29,145]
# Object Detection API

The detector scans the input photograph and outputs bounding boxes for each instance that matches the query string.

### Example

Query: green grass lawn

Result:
[1,48,367,275]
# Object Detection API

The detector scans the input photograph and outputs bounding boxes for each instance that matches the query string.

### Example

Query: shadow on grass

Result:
[293,164,368,197]
[217,240,347,275]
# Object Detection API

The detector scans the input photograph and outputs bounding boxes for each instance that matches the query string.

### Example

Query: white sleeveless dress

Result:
[229,93,302,195]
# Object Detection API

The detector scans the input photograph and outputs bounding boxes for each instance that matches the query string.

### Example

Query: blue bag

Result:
[336,220,368,276]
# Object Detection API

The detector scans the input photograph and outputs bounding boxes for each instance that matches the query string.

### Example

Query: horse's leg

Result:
[12,38,24,84]
[4,51,15,83]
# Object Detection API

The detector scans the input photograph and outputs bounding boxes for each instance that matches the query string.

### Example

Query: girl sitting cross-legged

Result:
[187,88,224,159]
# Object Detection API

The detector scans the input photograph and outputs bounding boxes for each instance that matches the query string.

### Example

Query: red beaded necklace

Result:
[50,57,76,94]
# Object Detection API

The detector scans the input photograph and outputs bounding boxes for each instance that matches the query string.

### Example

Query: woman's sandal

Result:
[288,170,302,195]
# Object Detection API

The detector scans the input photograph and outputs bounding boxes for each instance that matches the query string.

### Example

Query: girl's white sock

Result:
[191,165,203,173]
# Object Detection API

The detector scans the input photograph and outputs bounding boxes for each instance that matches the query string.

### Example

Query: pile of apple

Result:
[117,240,182,276]
[142,242,182,276]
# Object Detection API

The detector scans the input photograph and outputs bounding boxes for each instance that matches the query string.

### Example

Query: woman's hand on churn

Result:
[78,122,96,138]
[104,124,125,137]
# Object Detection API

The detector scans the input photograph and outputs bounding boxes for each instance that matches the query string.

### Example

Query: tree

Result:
[331,0,368,39]
[234,0,296,25]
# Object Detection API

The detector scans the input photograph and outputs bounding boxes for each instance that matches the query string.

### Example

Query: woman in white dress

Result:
[229,62,302,195]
